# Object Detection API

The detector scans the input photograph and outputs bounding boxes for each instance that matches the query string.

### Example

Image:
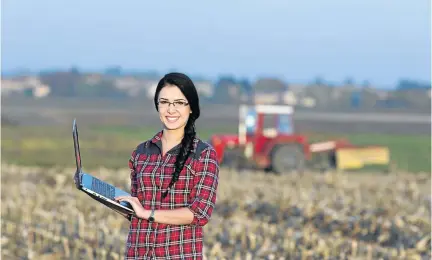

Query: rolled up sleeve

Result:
[188,147,219,227]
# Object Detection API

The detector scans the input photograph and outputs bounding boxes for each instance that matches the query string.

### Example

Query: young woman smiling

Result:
[115,72,219,260]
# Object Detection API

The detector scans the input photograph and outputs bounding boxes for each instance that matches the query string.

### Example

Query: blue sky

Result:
[2,0,431,87]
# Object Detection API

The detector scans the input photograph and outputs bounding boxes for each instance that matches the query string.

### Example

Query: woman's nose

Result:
[167,106,176,113]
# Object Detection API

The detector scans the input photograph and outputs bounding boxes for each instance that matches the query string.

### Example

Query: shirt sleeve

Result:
[129,149,138,198]
[187,147,219,227]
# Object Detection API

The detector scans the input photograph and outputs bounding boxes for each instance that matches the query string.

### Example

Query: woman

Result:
[115,72,219,260]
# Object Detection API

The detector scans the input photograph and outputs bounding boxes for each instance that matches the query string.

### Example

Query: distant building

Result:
[252,78,287,104]
[114,76,151,97]
[194,80,214,98]
[1,76,51,98]
[83,74,103,85]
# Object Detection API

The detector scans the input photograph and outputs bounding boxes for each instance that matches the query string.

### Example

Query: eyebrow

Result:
[159,98,187,101]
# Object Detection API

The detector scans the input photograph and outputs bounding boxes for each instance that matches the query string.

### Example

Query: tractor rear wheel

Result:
[271,144,305,174]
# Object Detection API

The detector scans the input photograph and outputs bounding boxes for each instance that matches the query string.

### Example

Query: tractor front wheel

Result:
[271,144,305,174]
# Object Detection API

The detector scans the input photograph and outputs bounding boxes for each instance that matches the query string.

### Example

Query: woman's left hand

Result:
[115,196,148,219]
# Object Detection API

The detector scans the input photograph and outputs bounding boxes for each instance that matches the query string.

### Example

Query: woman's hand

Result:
[114,196,149,219]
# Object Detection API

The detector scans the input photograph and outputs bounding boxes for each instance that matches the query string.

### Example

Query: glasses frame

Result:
[157,100,189,109]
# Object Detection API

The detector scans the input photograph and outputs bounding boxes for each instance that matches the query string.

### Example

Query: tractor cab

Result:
[241,104,294,142]
[236,104,308,172]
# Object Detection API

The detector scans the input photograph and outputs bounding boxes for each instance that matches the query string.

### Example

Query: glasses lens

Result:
[174,101,187,107]
[158,100,188,108]
[158,101,169,107]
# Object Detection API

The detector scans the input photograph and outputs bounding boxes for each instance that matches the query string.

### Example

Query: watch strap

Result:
[148,209,155,221]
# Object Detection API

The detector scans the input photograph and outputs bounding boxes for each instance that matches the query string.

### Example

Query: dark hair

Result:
[154,72,200,198]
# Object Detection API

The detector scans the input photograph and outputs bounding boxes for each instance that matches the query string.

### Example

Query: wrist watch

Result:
[148,209,155,222]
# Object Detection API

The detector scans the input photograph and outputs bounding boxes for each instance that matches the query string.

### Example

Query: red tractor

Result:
[207,104,390,174]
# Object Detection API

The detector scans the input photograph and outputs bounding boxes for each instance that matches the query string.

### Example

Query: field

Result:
[1,97,431,172]
[1,124,430,173]
[1,97,431,259]
[1,164,430,259]
[1,124,431,259]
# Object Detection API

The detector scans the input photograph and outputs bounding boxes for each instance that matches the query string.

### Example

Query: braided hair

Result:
[154,72,200,199]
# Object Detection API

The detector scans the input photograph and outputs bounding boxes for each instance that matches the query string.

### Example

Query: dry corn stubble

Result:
[1,164,430,260]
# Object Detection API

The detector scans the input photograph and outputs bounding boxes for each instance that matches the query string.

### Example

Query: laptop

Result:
[72,119,135,217]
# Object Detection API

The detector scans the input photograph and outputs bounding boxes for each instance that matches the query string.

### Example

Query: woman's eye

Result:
[175,101,185,106]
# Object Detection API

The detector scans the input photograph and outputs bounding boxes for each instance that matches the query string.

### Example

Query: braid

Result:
[162,117,196,198]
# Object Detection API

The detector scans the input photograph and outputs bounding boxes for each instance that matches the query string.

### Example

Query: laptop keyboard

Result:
[91,178,115,200]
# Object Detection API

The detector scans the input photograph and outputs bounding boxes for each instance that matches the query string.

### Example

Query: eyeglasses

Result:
[157,100,189,108]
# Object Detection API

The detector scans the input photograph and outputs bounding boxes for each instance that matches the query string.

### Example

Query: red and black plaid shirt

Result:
[124,130,219,260]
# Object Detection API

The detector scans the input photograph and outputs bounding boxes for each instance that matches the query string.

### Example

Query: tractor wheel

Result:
[271,144,305,174]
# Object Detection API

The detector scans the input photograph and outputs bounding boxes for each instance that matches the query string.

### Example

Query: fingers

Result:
[115,196,137,200]
[114,196,140,207]
[115,196,135,204]
[114,196,128,202]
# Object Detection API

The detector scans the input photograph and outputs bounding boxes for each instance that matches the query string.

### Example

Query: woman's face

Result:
[157,84,191,131]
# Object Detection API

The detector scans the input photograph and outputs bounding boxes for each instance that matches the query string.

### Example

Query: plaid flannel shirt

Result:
[124,131,219,260]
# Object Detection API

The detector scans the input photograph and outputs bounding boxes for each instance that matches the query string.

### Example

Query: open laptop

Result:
[72,119,135,217]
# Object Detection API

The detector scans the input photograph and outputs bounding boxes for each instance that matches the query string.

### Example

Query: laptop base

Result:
[82,186,135,216]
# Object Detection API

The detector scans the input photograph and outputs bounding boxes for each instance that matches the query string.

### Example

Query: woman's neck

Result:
[162,128,184,144]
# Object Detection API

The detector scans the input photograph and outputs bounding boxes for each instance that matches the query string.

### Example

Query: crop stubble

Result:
[1,164,430,260]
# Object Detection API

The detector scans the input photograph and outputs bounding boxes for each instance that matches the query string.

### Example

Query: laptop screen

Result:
[72,119,82,172]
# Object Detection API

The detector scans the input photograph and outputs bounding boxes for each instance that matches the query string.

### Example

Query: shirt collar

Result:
[150,129,199,155]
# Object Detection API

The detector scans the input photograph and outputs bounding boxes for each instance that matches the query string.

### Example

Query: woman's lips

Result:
[166,116,180,123]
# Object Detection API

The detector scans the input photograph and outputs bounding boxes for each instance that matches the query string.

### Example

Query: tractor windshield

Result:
[277,114,293,134]
[245,109,257,134]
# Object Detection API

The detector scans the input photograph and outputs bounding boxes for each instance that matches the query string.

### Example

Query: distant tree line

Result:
[396,79,431,90]
[5,66,430,113]
[38,68,127,98]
